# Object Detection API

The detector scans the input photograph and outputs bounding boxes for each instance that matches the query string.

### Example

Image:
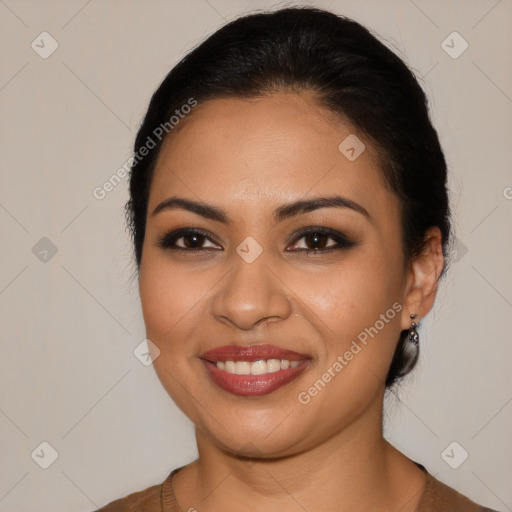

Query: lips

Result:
[200,344,311,397]
[202,359,310,396]
[200,344,310,362]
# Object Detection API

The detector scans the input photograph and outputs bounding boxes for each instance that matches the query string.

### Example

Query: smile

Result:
[202,359,310,396]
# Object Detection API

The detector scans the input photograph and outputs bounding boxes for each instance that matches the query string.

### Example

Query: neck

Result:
[173,394,426,512]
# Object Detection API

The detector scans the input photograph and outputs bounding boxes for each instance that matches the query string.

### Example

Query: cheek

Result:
[291,253,404,395]
[139,263,177,341]
[289,254,401,336]
[139,256,210,422]
[138,253,209,345]
[289,258,403,421]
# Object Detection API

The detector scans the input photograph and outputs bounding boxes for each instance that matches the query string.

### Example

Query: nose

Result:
[212,254,293,331]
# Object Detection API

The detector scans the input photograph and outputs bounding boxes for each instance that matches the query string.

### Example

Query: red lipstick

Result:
[201,344,309,362]
[200,344,311,397]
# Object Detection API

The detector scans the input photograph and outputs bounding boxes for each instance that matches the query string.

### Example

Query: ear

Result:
[400,227,445,331]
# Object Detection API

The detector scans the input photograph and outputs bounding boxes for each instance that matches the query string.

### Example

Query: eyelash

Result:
[157,227,357,254]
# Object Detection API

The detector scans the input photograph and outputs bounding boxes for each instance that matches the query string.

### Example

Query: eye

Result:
[287,227,357,253]
[157,226,357,254]
[157,228,222,252]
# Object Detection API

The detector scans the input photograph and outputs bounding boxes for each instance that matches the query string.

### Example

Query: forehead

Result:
[148,92,392,219]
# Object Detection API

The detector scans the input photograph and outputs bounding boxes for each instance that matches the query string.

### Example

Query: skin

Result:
[138,91,444,512]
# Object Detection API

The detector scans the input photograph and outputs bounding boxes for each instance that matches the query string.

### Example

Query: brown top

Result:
[95,463,499,512]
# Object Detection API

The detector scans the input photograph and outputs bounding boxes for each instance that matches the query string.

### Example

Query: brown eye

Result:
[181,233,207,248]
[301,232,333,250]
[158,229,222,251]
[288,228,357,253]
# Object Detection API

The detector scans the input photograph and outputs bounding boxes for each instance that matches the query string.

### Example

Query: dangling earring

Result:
[408,314,420,344]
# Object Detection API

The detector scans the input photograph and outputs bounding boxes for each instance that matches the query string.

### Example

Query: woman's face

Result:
[139,92,416,457]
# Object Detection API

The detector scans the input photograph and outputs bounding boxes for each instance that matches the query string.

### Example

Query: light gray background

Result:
[1,1,511,511]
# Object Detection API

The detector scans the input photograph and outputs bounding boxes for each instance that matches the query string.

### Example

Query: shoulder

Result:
[94,482,162,511]
[418,469,500,512]
[92,465,184,512]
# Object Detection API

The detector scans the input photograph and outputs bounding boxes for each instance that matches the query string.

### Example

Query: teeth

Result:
[215,359,303,374]
[235,361,251,375]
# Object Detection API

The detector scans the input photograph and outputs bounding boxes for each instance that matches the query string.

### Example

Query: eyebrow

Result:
[151,195,370,223]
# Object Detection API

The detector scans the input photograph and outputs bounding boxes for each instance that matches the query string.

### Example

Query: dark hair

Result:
[125,6,451,387]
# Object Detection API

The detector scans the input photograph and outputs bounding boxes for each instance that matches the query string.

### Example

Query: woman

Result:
[97,7,499,511]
